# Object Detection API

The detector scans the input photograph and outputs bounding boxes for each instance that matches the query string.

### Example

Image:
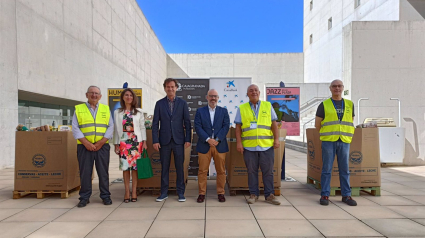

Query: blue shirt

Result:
[72,102,114,140]
[234,100,277,151]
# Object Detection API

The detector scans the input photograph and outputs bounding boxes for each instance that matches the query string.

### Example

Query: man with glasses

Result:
[235,84,281,205]
[194,89,230,203]
[72,86,114,207]
[315,79,357,206]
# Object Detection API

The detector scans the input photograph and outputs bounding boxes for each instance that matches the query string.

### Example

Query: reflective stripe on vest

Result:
[75,103,110,144]
[319,98,355,143]
[240,101,274,148]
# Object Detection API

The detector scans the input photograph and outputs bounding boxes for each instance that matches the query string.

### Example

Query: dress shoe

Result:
[197,195,205,203]
[77,199,90,208]
[218,194,226,202]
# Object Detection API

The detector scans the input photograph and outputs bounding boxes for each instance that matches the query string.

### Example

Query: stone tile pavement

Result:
[0,149,424,237]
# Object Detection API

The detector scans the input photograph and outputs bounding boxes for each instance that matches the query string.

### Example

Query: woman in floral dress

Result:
[113,88,147,202]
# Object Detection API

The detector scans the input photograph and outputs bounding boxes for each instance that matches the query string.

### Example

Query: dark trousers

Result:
[243,147,275,198]
[77,144,111,201]
[159,139,185,195]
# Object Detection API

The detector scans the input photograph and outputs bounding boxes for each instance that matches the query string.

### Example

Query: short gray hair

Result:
[87,85,101,94]
[246,84,259,93]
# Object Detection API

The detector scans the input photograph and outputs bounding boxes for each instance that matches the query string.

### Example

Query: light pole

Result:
[390,98,401,127]
[357,98,369,125]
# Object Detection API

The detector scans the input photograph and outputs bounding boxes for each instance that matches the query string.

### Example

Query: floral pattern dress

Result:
[119,110,143,171]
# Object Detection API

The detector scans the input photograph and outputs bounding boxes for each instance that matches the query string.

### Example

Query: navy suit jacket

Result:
[152,97,192,145]
[194,105,230,154]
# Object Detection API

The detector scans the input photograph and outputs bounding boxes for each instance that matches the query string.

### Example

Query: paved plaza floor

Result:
[0,149,425,237]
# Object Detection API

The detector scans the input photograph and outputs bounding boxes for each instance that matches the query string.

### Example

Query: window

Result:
[310,0,313,11]
[355,0,361,8]
[328,17,332,30]
[309,34,313,44]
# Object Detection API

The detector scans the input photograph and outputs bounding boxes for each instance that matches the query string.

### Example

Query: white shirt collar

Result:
[208,105,216,112]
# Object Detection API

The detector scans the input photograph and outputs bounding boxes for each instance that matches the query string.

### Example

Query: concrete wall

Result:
[347,21,425,165]
[0,0,19,168]
[167,53,304,95]
[304,0,400,83]
[0,0,167,168]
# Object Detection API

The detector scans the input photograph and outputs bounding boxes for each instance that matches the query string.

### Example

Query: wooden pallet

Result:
[228,187,281,196]
[307,176,380,196]
[13,185,81,199]
[137,187,181,196]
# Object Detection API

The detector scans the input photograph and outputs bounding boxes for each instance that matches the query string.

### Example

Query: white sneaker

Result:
[178,194,186,202]
[156,195,168,202]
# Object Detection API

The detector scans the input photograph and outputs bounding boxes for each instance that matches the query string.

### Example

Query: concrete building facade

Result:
[0,0,167,168]
[1,0,424,168]
[304,0,425,164]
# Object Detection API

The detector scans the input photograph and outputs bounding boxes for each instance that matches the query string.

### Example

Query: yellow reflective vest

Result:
[240,101,274,148]
[75,103,110,144]
[319,98,355,143]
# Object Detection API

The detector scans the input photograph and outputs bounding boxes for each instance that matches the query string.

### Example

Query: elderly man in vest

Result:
[72,85,114,208]
[235,84,281,205]
[315,79,357,206]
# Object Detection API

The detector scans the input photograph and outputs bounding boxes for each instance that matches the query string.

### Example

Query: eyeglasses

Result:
[208,95,219,98]
[87,92,100,95]
[331,85,344,88]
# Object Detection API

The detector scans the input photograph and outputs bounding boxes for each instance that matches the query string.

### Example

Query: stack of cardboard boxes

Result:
[226,128,286,193]
[14,132,80,197]
[306,128,381,193]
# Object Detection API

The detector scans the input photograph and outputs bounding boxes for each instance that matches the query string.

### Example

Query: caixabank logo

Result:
[151,152,161,165]
[307,141,315,160]
[32,154,46,168]
[350,151,363,165]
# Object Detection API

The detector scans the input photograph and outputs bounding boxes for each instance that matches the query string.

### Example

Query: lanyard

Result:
[250,103,258,122]
[331,99,344,121]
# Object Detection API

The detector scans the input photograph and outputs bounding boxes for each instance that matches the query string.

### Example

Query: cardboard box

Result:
[226,128,286,188]
[137,130,191,188]
[14,131,80,191]
[306,128,381,187]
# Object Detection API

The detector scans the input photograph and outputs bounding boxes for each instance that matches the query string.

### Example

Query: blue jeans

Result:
[243,147,274,198]
[321,141,351,197]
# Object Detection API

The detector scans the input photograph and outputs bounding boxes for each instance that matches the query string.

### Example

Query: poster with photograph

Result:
[266,87,300,136]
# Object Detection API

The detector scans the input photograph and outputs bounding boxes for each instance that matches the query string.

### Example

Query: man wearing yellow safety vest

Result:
[235,84,281,205]
[72,86,114,208]
[315,80,357,206]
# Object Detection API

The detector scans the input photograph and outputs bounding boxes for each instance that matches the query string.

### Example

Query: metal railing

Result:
[302,117,316,143]
[300,97,329,114]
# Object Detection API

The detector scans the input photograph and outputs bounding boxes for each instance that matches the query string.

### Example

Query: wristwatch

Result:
[215,138,221,143]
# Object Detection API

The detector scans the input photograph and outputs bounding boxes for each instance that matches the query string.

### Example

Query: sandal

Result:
[131,197,137,202]
[123,198,130,203]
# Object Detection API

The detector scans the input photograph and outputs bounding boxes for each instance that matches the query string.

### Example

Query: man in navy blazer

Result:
[194,89,230,203]
[152,78,192,202]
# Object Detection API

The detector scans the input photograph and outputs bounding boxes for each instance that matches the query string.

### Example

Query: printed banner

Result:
[266,87,300,136]
[108,88,142,121]
[176,79,210,176]
[209,77,252,128]
[209,77,252,177]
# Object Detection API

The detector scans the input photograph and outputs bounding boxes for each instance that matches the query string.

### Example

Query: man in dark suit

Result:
[194,89,230,203]
[152,78,192,202]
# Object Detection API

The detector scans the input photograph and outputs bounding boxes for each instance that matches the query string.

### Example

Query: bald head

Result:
[330,79,343,87]
[329,79,344,99]
[206,89,219,108]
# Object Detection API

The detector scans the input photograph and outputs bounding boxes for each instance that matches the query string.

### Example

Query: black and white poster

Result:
[176,79,210,176]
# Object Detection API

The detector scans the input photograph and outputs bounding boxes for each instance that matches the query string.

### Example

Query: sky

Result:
[136,0,304,54]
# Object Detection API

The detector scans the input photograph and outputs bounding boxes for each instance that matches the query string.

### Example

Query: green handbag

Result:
[137,149,153,179]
